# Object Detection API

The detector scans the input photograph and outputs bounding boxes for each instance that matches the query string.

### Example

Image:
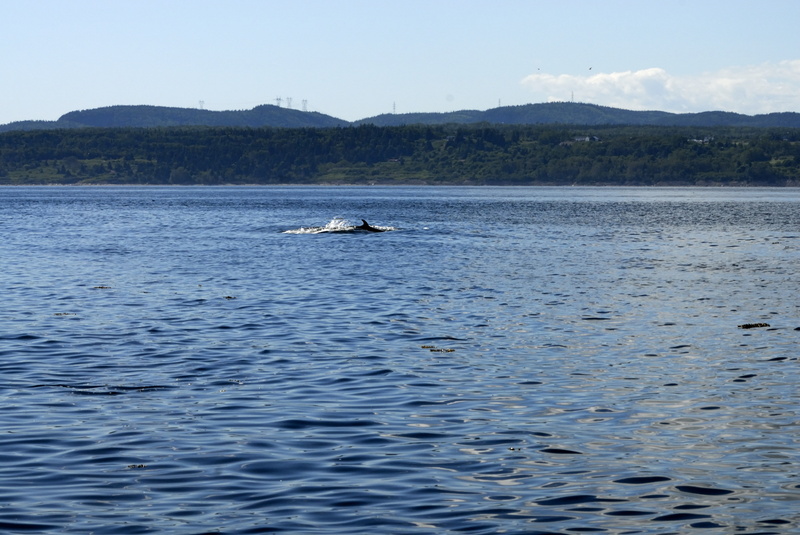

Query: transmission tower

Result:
[275,97,282,107]
[302,99,308,112]
[286,97,292,109]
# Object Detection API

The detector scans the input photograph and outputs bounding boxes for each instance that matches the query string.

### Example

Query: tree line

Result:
[2,123,800,186]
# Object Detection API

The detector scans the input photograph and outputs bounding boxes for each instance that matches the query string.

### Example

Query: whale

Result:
[283,218,393,234]
[355,219,386,232]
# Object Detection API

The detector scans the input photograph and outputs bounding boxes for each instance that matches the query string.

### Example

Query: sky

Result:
[3,0,800,125]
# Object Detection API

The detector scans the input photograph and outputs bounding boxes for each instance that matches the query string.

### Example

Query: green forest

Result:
[2,123,800,186]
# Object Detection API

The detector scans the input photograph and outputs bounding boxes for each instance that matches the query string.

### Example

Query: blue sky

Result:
[3,0,800,124]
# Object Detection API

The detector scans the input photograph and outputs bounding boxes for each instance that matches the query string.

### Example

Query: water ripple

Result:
[1,186,800,533]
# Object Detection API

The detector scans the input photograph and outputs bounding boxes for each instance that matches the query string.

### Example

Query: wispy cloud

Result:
[520,61,800,114]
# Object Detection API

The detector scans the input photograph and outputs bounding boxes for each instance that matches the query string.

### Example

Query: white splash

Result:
[283,218,396,234]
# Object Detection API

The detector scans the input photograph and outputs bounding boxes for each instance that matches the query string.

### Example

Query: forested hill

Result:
[356,103,800,128]
[3,123,800,186]
[0,104,348,132]
[3,102,800,132]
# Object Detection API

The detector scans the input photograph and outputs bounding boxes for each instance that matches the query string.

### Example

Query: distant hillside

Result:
[0,119,87,132]
[356,102,800,128]
[2,102,800,132]
[0,104,348,132]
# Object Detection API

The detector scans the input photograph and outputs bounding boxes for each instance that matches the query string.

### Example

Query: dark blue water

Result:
[1,186,799,534]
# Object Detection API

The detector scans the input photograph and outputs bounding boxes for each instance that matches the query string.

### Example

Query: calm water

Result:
[1,186,799,534]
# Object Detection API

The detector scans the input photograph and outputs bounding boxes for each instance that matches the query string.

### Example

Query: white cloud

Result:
[520,61,800,114]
